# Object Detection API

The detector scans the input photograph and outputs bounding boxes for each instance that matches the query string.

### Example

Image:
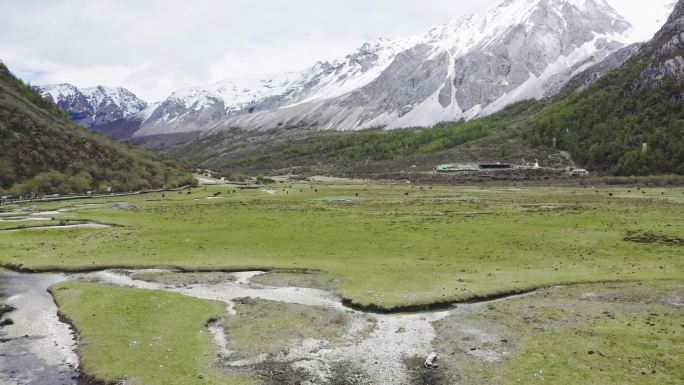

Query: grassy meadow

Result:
[50,281,250,385]
[433,280,684,384]
[1,182,683,309]
[2,181,681,385]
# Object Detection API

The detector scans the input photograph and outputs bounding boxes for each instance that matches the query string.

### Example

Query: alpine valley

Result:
[36,0,681,177]
[2,2,684,385]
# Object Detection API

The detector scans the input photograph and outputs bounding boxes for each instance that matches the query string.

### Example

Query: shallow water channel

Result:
[0,269,531,384]
[0,272,79,385]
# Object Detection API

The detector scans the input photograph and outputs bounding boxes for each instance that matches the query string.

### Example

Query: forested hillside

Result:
[170,100,542,170]
[0,63,193,196]
[524,0,684,175]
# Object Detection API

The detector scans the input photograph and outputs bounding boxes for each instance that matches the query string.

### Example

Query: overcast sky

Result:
[0,0,674,101]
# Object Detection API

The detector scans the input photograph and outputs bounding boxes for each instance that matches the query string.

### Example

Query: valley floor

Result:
[0,181,682,384]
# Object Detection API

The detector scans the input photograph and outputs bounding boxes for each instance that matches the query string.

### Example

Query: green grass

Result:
[50,281,249,385]
[251,271,340,291]
[223,298,350,360]
[501,284,684,384]
[3,183,683,309]
[433,280,684,384]
[132,271,237,285]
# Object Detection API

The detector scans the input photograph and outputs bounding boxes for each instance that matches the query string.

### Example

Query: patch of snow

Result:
[136,102,161,121]
[233,271,267,284]
[158,72,303,122]
[38,84,80,105]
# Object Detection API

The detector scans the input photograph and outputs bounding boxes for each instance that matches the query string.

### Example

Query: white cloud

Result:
[608,0,675,41]
[0,0,674,101]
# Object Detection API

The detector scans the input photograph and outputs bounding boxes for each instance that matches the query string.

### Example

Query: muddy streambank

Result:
[1,263,539,314]
[0,223,112,232]
[340,287,541,314]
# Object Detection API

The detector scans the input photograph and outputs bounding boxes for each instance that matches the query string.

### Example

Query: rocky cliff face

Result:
[449,0,629,112]
[562,43,643,93]
[631,0,684,92]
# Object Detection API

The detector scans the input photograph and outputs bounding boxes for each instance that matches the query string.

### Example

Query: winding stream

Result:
[0,269,534,384]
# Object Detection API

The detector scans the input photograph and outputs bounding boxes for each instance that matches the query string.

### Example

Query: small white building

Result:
[567,167,589,177]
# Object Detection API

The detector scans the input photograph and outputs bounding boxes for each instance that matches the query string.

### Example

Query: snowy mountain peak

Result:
[39,83,81,104]
[426,0,629,53]
[81,85,147,117]
[36,83,147,128]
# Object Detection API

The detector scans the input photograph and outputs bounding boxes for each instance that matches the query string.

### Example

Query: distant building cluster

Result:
[435,160,542,175]
[435,160,592,177]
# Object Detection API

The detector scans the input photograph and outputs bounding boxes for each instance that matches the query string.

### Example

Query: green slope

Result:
[170,100,548,175]
[525,0,684,176]
[0,62,193,196]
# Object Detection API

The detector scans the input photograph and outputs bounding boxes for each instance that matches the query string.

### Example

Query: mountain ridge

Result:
[170,0,684,177]
[137,0,637,137]
[41,0,671,143]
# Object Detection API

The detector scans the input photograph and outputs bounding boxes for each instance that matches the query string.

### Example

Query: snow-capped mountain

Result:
[134,0,662,138]
[40,0,671,141]
[36,84,147,129]
[138,72,302,135]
